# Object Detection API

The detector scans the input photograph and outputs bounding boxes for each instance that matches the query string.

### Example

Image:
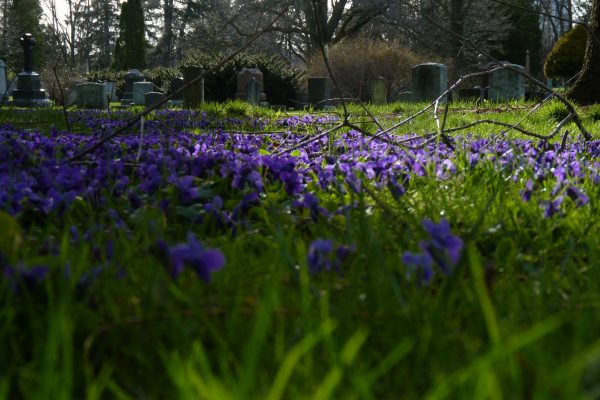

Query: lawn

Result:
[2,100,600,399]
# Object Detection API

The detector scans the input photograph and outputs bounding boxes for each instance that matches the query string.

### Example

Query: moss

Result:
[544,24,587,78]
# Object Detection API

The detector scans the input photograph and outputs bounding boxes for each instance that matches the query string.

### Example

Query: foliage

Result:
[112,0,146,70]
[544,24,587,79]
[307,39,428,102]
[493,0,543,75]
[180,51,304,106]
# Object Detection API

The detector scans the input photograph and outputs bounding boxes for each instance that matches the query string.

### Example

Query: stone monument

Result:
[370,77,387,104]
[121,69,145,105]
[133,81,154,105]
[144,92,166,108]
[182,66,204,108]
[236,68,266,103]
[488,64,525,101]
[308,77,332,109]
[0,60,7,104]
[11,33,51,107]
[244,79,261,105]
[411,63,447,102]
[75,82,107,108]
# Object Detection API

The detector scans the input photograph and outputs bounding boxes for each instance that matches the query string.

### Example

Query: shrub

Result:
[307,39,429,102]
[544,24,586,79]
[179,52,304,106]
[85,53,303,105]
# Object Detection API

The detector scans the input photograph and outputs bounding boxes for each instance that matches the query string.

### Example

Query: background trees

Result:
[0,0,596,102]
[112,0,146,70]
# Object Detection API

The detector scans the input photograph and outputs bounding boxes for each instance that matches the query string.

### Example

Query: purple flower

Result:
[4,264,49,292]
[307,239,333,274]
[566,186,589,207]
[402,251,434,284]
[307,239,355,274]
[403,219,463,281]
[521,179,533,202]
[158,232,225,282]
[543,196,564,218]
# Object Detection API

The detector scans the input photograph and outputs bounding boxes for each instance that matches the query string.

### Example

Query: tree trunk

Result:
[567,0,600,105]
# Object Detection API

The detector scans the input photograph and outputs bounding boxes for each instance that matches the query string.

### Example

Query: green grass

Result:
[3,101,600,398]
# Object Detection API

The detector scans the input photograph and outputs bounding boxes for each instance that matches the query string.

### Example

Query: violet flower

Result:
[157,232,225,282]
[403,219,463,281]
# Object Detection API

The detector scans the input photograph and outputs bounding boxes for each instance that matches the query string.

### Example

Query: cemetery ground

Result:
[4,100,600,399]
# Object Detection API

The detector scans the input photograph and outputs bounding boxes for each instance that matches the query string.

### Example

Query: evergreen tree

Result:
[493,0,543,75]
[113,0,146,70]
[4,0,46,71]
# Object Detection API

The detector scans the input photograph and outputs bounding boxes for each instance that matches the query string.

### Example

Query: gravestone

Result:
[145,92,166,107]
[0,60,7,104]
[397,91,413,102]
[104,81,117,102]
[11,33,51,107]
[488,64,525,101]
[169,77,184,100]
[245,79,261,105]
[182,66,204,108]
[411,63,447,102]
[308,77,332,109]
[370,77,387,104]
[236,68,266,102]
[457,87,483,102]
[121,69,145,104]
[75,82,107,108]
[133,82,154,105]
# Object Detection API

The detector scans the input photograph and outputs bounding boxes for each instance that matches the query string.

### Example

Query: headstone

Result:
[169,77,184,100]
[245,79,261,105]
[11,33,51,107]
[370,77,387,104]
[145,91,166,107]
[525,91,546,102]
[121,69,145,104]
[397,91,413,102]
[104,81,117,102]
[411,63,447,102]
[66,89,77,107]
[308,77,332,109]
[182,66,204,108]
[236,68,266,102]
[457,87,483,102]
[132,81,154,105]
[0,60,7,103]
[488,64,525,101]
[75,82,107,108]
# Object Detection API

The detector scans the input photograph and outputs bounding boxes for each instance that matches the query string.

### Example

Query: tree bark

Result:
[567,0,600,105]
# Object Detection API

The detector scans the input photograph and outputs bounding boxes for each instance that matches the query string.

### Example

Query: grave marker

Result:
[11,33,51,107]
[121,69,145,104]
[75,82,107,108]
[489,64,525,101]
[133,82,154,105]
[236,68,266,103]
[0,60,7,104]
[182,67,204,108]
[145,92,166,108]
[245,79,261,105]
[370,77,387,104]
[412,63,447,102]
[308,77,332,109]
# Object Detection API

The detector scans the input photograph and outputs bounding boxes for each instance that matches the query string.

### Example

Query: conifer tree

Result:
[113,0,146,70]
